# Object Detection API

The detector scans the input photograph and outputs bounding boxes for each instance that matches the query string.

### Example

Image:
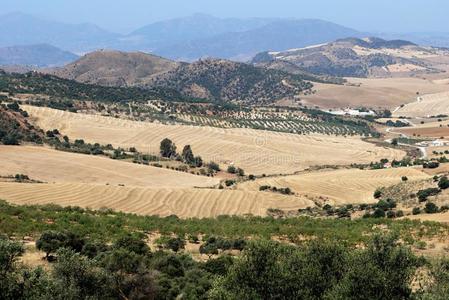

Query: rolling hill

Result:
[146,58,314,104]
[0,44,78,67]
[46,52,317,104]
[252,37,446,78]
[49,50,180,86]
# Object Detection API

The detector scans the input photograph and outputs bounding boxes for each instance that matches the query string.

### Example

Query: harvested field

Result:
[0,182,314,218]
[395,119,449,138]
[394,91,449,118]
[238,167,430,205]
[24,106,405,175]
[302,77,449,109]
[0,146,218,188]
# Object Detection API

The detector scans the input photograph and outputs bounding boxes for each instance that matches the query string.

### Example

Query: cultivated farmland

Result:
[0,182,314,218]
[0,145,218,188]
[24,106,405,175]
[238,167,430,205]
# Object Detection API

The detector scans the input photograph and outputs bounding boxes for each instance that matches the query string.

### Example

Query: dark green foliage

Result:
[417,188,441,202]
[373,208,386,218]
[424,161,440,169]
[0,71,196,103]
[113,234,149,255]
[160,138,177,158]
[412,207,421,215]
[36,230,68,259]
[151,59,314,105]
[425,202,439,214]
[0,105,43,145]
[165,237,186,253]
[438,176,449,190]
[374,189,382,199]
[210,235,420,300]
[207,161,221,172]
[181,145,195,165]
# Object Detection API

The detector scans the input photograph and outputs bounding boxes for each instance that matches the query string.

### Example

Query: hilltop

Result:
[48,50,180,87]
[252,37,446,78]
[146,58,314,104]
[46,52,318,104]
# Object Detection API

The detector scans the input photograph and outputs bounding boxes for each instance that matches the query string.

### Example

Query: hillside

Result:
[253,37,446,78]
[147,59,314,104]
[0,44,78,68]
[49,50,180,86]
[47,53,317,104]
[0,70,192,103]
[155,19,362,61]
[0,103,43,145]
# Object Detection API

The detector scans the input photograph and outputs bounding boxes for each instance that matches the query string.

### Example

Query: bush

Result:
[438,176,449,190]
[227,165,237,174]
[425,202,439,214]
[374,189,382,199]
[412,207,421,215]
[417,188,441,202]
[373,208,386,218]
[207,162,220,172]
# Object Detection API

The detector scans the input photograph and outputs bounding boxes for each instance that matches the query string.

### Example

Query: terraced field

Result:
[393,91,449,118]
[24,106,405,175]
[238,167,430,205]
[0,146,218,188]
[0,182,314,218]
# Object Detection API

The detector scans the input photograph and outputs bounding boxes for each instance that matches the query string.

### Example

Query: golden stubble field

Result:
[302,77,449,109]
[237,167,431,205]
[23,105,405,175]
[394,91,449,118]
[0,145,314,217]
[0,145,218,188]
[0,182,314,218]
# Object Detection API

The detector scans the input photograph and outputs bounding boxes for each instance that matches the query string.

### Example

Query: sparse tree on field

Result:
[160,138,177,158]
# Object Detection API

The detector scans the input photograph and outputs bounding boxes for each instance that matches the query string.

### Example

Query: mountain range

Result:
[252,37,448,78]
[1,12,449,67]
[0,44,78,67]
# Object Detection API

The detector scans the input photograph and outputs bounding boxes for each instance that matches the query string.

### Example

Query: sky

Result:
[1,0,449,34]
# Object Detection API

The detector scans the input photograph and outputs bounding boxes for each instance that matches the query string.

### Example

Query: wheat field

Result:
[238,167,430,205]
[0,146,218,188]
[24,106,405,175]
[302,77,449,109]
[0,182,314,218]
[393,91,449,118]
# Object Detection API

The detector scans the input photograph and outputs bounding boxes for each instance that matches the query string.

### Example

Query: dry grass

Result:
[302,77,449,109]
[0,182,314,218]
[238,167,430,205]
[0,145,218,188]
[23,106,405,175]
[394,91,449,118]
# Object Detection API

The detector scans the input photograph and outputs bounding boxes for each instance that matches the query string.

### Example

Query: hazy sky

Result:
[2,0,448,33]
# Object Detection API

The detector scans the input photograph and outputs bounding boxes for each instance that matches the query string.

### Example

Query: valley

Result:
[3,8,449,298]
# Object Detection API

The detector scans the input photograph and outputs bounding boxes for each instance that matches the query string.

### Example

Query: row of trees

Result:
[3,233,449,299]
[160,138,204,168]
